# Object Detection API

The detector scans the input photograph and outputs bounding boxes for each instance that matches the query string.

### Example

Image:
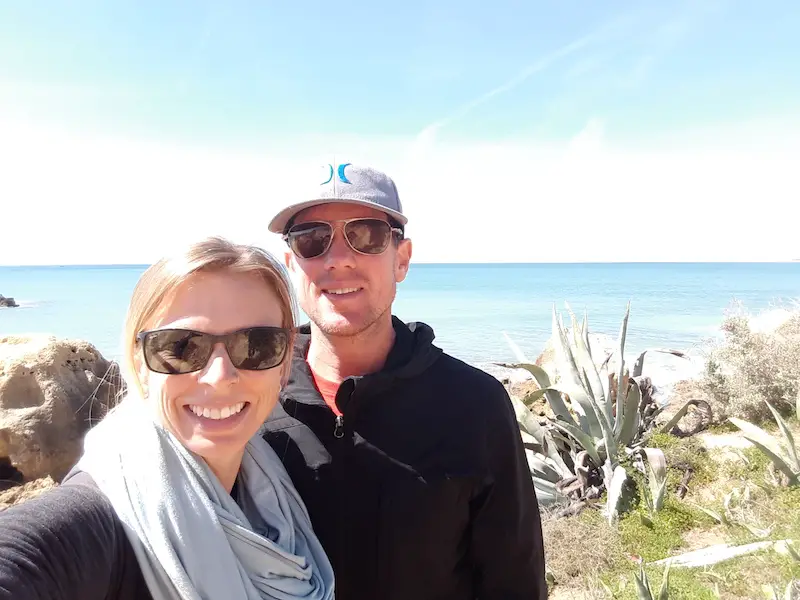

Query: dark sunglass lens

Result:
[227,328,288,370]
[144,330,211,374]
[344,219,392,254]
[290,223,332,259]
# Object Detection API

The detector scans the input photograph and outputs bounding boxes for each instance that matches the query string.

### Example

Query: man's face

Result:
[284,202,412,337]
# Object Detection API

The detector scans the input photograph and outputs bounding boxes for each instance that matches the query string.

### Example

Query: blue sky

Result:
[1,1,799,264]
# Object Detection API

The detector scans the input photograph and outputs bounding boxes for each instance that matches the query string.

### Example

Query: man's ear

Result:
[395,238,412,283]
[283,248,295,273]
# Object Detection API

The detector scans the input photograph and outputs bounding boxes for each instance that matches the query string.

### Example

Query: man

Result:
[262,162,547,599]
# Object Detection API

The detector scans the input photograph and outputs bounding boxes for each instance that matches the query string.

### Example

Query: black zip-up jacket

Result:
[262,317,547,600]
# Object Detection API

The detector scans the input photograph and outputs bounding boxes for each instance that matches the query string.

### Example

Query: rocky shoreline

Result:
[0,295,18,308]
[0,335,121,492]
[2,307,796,510]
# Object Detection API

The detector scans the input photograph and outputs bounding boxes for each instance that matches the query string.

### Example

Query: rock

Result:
[0,295,18,308]
[506,379,551,416]
[480,362,534,384]
[0,335,123,482]
[535,330,618,383]
[657,378,715,431]
[0,456,24,492]
[0,476,57,510]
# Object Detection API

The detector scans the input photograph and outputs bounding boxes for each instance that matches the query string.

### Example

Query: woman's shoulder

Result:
[4,470,119,533]
[1,470,110,523]
[0,470,151,600]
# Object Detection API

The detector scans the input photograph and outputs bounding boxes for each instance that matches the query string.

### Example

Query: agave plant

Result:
[728,396,799,487]
[634,559,672,600]
[511,395,572,506]
[503,302,692,521]
[763,580,799,600]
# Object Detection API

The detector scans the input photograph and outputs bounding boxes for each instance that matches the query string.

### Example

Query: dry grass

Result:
[542,506,627,594]
[701,308,800,424]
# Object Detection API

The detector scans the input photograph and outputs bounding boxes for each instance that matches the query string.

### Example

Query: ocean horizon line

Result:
[2,260,799,269]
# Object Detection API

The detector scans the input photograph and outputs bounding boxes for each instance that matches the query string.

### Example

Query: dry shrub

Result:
[542,508,625,589]
[702,308,800,423]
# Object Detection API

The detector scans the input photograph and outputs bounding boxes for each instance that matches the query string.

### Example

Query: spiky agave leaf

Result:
[634,560,654,600]
[546,319,620,468]
[657,560,672,600]
[618,380,643,447]
[728,416,800,485]
[762,399,798,473]
[501,331,530,363]
[501,362,577,427]
[531,474,569,506]
[639,447,668,512]
[566,304,609,423]
[661,400,702,433]
[582,309,593,360]
[525,450,569,482]
[615,302,631,438]
[691,503,729,526]
[563,304,596,401]
[783,580,797,600]
[796,389,799,421]
[512,396,573,475]
[551,307,604,439]
[550,418,603,468]
[606,465,628,525]
[632,348,689,378]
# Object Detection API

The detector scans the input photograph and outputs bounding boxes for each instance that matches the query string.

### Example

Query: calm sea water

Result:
[2,263,799,386]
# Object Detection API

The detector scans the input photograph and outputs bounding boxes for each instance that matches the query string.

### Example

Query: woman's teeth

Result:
[189,402,246,420]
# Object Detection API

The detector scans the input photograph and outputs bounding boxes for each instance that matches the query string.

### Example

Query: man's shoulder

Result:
[416,351,515,424]
[262,401,306,434]
[260,401,334,468]
[427,351,508,396]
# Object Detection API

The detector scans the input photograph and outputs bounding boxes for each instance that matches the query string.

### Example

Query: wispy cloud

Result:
[414,32,600,144]
[411,0,724,154]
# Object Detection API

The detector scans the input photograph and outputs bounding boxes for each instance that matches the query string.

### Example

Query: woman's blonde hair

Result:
[122,236,297,396]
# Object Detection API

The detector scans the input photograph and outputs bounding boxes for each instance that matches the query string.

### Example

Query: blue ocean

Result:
[2,263,799,389]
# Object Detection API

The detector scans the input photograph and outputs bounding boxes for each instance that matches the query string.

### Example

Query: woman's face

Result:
[137,270,288,468]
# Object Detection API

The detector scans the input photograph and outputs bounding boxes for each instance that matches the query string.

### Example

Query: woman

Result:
[0,237,335,600]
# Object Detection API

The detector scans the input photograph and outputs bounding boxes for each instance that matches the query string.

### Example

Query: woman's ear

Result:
[134,353,149,398]
[280,359,291,389]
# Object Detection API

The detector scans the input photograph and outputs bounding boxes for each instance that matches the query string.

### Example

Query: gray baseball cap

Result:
[268,163,408,233]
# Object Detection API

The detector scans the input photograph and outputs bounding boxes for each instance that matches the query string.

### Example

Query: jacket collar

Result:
[280,316,441,411]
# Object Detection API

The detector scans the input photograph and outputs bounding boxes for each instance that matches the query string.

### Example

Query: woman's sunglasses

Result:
[283,217,403,260]
[136,326,290,375]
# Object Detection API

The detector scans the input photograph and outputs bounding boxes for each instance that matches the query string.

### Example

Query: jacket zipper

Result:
[333,414,345,438]
[333,389,352,596]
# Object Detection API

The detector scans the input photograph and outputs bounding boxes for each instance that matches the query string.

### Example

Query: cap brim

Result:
[268,198,408,233]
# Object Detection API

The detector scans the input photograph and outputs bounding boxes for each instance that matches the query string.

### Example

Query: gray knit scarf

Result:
[75,397,335,600]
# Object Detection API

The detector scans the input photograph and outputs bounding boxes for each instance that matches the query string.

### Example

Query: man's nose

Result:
[323,226,357,269]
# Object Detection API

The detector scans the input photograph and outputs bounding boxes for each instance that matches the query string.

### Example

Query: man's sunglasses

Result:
[283,218,403,260]
[136,326,290,375]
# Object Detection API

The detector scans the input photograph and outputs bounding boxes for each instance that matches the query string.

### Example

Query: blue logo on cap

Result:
[321,163,352,185]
